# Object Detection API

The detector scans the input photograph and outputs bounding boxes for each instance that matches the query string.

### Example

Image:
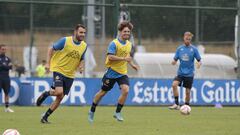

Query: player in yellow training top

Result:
[88,21,139,122]
[36,24,87,124]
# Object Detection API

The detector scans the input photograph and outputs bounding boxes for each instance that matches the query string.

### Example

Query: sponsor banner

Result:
[0,78,239,105]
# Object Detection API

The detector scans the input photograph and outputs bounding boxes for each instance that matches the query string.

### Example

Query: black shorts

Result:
[174,75,194,89]
[101,75,129,91]
[51,72,74,95]
[0,77,10,95]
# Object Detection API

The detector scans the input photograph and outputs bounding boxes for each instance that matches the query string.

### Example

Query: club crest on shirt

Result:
[105,79,110,84]
[55,75,60,80]
[181,53,189,61]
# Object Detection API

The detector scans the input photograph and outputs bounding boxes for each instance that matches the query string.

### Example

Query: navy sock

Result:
[43,108,53,119]
[185,102,190,105]
[44,91,50,96]
[116,103,124,113]
[5,102,9,108]
[90,102,98,112]
[174,96,179,105]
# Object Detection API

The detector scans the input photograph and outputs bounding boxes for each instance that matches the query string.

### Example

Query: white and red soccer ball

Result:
[2,129,20,135]
[180,105,191,115]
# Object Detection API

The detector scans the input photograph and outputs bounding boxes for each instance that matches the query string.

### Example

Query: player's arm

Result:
[128,60,139,71]
[108,54,132,62]
[78,60,84,74]
[46,37,66,72]
[127,45,139,71]
[172,48,179,65]
[0,58,12,70]
[194,48,202,69]
[78,47,87,74]
[45,47,54,72]
[107,42,131,62]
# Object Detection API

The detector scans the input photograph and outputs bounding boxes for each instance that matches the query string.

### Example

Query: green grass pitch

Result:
[0,106,240,135]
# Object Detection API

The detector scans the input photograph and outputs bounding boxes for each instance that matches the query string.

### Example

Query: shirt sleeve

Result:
[194,48,201,61]
[80,47,87,61]
[107,42,116,55]
[173,48,179,61]
[52,37,66,50]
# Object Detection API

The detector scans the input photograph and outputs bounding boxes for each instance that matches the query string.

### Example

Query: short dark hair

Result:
[75,24,86,30]
[118,21,133,31]
[0,44,6,48]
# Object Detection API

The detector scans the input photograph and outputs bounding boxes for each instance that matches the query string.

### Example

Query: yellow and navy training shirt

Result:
[105,38,132,75]
[50,36,87,78]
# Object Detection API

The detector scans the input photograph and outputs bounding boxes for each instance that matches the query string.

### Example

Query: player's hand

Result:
[196,61,201,69]
[79,67,84,74]
[132,64,140,71]
[171,60,177,65]
[124,56,132,62]
[45,63,50,73]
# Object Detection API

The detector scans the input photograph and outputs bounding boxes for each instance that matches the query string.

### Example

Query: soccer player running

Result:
[88,21,139,122]
[0,44,14,113]
[169,32,201,110]
[36,24,87,123]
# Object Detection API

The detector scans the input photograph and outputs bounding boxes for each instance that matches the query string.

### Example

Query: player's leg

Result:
[183,76,193,105]
[185,88,191,105]
[37,72,63,106]
[88,90,107,122]
[41,87,64,123]
[36,88,52,106]
[91,90,108,111]
[169,76,181,110]
[2,78,14,112]
[113,75,129,121]
[40,73,73,123]
[88,76,115,122]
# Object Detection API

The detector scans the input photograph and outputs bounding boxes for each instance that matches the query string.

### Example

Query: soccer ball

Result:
[2,129,20,135]
[180,105,191,115]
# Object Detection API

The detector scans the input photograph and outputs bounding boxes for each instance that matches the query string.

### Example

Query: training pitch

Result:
[0,106,239,135]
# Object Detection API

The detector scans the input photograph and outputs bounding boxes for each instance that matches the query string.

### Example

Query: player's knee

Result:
[121,87,129,96]
[57,94,64,100]
[123,91,129,96]
[54,89,64,96]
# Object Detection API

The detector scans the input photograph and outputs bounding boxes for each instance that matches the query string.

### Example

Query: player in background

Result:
[35,60,46,77]
[0,44,14,113]
[169,32,201,110]
[88,21,139,122]
[36,24,87,123]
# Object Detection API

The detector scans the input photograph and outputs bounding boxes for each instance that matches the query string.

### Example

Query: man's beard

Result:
[76,35,83,41]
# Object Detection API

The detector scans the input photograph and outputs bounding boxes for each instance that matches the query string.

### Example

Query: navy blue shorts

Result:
[51,72,74,95]
[0,77,10,95]
[101,75,129,91]
[174,75,194,89]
